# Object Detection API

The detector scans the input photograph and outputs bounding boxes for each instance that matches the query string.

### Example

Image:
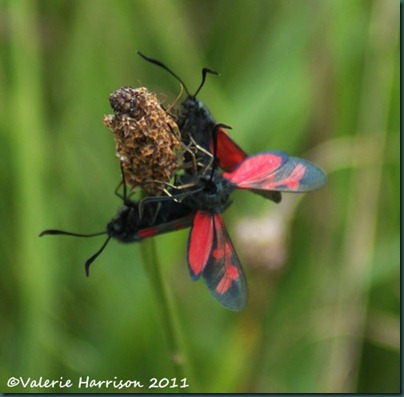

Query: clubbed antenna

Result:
[39,230,106,238]
[193,67,219,98]
[39,229,109,276]
[137,51,219,98]
[137,51,190,96]
[84,236,112,277]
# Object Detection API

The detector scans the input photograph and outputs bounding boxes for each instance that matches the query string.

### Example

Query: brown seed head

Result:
[104,87,182,195]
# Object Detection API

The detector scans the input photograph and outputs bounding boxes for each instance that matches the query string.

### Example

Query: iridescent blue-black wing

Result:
[187,211,247,311]
[223,151,327,192]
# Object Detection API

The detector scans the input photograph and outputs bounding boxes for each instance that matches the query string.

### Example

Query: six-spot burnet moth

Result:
[40,53,327,311]
[137,53,248,172]
[173,125,327,310]
[39,168,196,276]
[137,52,282,204]
[178,167,248,311]
[120,119,325,311]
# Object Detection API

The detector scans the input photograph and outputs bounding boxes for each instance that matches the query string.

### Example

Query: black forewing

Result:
[202,212,247,311]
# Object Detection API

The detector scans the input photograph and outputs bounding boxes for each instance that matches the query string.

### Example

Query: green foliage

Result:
[0,0,399,393]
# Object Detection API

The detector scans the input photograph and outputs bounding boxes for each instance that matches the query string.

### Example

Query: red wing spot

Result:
[268,163,306,190]
[214,239,240,294]
[216,263,240,294]
[288,164,306,188]
[212,247,221,260]
[227,264,240,280]
[138,227,157,238]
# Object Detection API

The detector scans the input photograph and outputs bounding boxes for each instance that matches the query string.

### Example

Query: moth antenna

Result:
[137,52,219,98]
[193,67,219,98]
[85,236,112,277]
[39,229,106,238]
[137,51,191,96]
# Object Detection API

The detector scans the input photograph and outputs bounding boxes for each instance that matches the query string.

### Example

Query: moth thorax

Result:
[197,175,233,213]
[107,206,141,243]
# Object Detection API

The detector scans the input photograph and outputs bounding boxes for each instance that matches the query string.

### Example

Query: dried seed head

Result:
[104,87,182,195]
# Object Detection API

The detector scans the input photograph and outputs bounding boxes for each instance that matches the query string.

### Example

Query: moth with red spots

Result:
[137,53,248,172]
[182,171,247,311]
[41,147,326,310]
[174,140,327,310]
[40,55,327,312]
[40,186,195,276]
[137,52,282,204]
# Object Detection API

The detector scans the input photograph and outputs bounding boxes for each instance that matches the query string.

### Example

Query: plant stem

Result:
[323,1,398,392]
[140,238,190,391]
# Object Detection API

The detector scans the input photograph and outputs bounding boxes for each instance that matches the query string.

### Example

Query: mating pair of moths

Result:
[40,53,327,311]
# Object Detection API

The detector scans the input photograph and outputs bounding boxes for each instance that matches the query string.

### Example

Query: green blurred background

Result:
[0,0,399,393]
